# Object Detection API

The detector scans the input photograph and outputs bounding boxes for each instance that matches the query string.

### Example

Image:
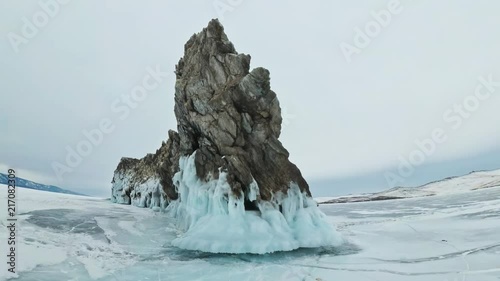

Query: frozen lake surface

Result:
[1,184,499,281]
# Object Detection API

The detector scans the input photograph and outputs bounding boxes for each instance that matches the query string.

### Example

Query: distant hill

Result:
[318,169,500,204]
[0,173,86,196]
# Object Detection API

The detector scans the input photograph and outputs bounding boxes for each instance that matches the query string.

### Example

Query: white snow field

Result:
[1,182,500,281]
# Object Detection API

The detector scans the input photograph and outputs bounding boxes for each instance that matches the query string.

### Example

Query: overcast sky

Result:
[2,0,500,197]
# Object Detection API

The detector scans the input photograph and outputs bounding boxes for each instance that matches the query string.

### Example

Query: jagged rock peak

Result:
[111,18,311,206]
[110,19,341,254]
[173,19,309,201]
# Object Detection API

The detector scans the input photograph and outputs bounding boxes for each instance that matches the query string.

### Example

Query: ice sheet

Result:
[1,182,499,280]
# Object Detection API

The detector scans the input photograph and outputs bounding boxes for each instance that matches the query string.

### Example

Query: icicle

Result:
[167,151,344,254]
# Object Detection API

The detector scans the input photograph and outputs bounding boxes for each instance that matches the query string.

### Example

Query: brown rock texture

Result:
[111,19,311,208]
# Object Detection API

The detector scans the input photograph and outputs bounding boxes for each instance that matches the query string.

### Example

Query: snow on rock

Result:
[111,130,181,209]
[111,168,164,209]
[167,152,343,254]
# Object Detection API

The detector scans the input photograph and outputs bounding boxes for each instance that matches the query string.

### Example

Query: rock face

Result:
[173,19,311,202]
[111,19,341,253]
[112,19,309,208]
[111,130,180,208]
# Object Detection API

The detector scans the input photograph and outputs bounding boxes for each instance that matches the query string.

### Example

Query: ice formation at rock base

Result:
[166,152,343,254]
[111,174,166,210]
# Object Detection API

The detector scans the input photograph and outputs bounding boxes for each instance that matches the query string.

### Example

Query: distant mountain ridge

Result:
[318,169,500,204]
[0,173,85,196]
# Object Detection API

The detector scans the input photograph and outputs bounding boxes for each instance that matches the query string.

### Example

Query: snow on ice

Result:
[1,172,500,280]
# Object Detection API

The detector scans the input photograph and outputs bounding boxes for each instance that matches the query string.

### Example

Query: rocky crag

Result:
[111,19,341,253]
[111,130,180,208]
